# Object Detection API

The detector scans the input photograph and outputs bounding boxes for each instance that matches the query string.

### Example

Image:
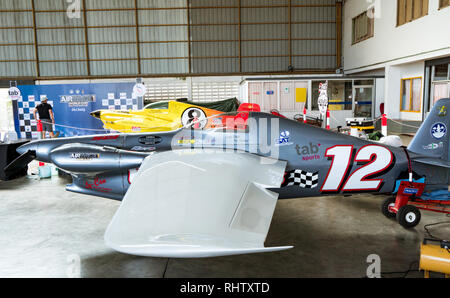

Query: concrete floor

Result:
[1,172,449,278]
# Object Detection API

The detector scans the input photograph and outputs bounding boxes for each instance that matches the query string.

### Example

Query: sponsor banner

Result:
[12,83,143,138]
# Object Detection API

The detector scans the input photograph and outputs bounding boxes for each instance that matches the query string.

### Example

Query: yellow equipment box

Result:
[419,239,450,278]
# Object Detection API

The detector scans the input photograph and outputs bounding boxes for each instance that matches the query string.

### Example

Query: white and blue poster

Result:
[13,82,143,139]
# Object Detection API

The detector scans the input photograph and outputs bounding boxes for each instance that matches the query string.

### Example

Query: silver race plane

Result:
[4,98,450,258]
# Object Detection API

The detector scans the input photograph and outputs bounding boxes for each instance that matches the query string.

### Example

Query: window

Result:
[401,78,422,112]
[397,0,429,26]
[328,81,353,111]
[430,62,450,105]
[352,9,374,44]
[425,58,450,111]
[434,63,450,81]
[311,81,353,111]
[439,0,450,9]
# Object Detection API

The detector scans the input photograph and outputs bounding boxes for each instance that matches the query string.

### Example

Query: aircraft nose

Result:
[17,142,38,155]
[90,110,101,119]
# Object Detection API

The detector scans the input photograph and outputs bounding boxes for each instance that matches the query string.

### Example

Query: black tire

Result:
[396,205,421,228]
[381,197,397,219]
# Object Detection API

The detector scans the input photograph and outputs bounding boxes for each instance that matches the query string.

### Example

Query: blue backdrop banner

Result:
[13,82,142,139]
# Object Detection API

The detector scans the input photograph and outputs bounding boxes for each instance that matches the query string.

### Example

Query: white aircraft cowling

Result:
[104,149,292,258]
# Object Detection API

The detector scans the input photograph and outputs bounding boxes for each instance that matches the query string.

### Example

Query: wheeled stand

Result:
[382,181,450,228]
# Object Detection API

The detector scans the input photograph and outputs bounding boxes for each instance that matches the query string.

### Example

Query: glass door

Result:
[432,82,450,105]
[353,85,373,118]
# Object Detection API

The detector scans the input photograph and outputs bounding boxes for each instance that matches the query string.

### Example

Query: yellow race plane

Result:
[91,100,234,133]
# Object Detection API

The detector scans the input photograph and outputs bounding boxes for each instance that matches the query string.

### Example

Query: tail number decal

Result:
[321,145,393,192]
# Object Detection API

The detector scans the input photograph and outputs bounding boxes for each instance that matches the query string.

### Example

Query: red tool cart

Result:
[381,181,450,228]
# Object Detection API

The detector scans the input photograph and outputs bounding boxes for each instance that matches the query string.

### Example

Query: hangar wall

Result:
[342,0,450,124]
[0,0,341,79]
[343,0,450,74]
[36,76,243,103]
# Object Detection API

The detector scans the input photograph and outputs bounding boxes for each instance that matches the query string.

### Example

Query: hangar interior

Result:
[1,0,450,278]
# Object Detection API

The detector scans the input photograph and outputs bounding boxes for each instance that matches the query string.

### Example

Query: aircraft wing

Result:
[3,149,36,177]
[104,149,292,258]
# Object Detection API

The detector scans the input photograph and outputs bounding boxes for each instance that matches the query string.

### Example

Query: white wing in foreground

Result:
[104,149,292,258]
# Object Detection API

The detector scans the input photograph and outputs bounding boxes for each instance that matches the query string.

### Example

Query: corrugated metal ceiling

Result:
[0,0,340,78]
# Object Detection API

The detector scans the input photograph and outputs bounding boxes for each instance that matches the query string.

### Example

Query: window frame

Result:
[397,0,429,27]
[439,0,450,9]
[351,8,375,45]
[400,77,423,113]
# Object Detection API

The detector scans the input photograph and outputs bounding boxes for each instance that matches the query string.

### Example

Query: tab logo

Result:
[295,143,321,161]
[8,87,20,100]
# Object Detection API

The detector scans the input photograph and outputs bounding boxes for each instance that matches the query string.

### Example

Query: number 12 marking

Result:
[320,145,393,192]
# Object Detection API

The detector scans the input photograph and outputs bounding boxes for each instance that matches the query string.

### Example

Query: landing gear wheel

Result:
[396,205,421,228]
[381,197,397,219]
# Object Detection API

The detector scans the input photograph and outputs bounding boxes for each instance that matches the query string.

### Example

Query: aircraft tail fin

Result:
[407,98,450,161]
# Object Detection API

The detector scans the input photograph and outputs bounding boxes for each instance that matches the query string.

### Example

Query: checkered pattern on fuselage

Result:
[284,169,319,189]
